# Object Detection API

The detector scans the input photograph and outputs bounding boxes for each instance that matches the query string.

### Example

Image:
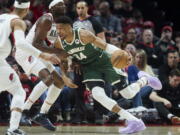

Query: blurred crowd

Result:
[0,0,180,125]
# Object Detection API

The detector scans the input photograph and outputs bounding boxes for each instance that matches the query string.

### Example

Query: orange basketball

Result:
[111,50,131,69]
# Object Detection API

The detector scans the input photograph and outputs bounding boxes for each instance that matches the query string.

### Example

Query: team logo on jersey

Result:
[28,56,34,63]
[75,39,80,44]
[9,73,15,82]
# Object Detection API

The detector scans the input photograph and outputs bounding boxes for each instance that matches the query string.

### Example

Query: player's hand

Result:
[163,99,172,108]
[39,53,60,64]
[56,51,69,59]
[62,75,78,88]
[71,62,81,75]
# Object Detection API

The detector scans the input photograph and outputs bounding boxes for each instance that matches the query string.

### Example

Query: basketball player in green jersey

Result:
[55,16,162,134]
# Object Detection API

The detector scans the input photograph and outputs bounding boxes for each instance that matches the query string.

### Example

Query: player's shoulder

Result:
[11,18,25,27]
[37,13,53,26]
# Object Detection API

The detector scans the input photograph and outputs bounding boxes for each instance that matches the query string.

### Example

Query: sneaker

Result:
[32,113,56,131]
[138,71,162,90]
[6,129,26,135]
[171,116,180,125]
[20,110,32,126]
[119,119,146,134]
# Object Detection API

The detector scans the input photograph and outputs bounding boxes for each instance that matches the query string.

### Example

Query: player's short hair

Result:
[169,69,180,77]
[55,16,73,26]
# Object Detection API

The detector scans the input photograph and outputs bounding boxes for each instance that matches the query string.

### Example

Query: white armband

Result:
[105,44,120,54]
[14,30,41,58]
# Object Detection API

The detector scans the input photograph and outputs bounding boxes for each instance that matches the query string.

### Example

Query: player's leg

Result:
[39,70,64,114]
[16,55,52,112]
[86,80,145,134]
[106,65,162,99]
[86,60,145,134]
[0,65,26,135]
[32,64,63,131]
[7,86,26,135]
[22,61,54,127]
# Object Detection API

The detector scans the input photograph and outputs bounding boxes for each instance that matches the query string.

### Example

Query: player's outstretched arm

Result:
[80,29,122,54]
[80,29,132,68]
[11,18,60,65]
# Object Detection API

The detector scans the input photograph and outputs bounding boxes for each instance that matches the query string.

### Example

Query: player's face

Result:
[76,2,88,17]
[56,23,69,40]
[22,8,29,18]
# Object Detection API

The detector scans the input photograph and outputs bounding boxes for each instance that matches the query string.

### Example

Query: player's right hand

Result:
[40,53,60,64]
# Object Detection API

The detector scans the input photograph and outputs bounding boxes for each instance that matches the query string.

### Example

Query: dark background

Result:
[134,0,180,32]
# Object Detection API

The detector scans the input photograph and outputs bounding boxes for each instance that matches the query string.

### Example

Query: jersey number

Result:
[74,52,87,60]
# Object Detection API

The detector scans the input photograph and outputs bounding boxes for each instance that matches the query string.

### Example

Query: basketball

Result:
[111,50,131,69]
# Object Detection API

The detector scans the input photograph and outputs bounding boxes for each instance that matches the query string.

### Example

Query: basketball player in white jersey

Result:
[0,0,61,134]
[15,0,77,131]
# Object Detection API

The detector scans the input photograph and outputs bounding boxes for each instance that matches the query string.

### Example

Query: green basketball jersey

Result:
[61,28,104,64]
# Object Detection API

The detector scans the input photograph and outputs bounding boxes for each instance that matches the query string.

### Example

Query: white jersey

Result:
[15,13,57,75]
[26,13,58,47]
[0,14,19,60]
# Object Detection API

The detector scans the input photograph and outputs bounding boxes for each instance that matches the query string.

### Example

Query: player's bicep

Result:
[34,17,52,42]
[81,29,107,50]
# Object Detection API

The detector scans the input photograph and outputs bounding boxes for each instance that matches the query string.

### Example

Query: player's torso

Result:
[26,13,58,48]
[61,28,103,64]
[0,14,19,59]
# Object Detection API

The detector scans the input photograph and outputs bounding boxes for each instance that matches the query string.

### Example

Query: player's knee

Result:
[91,86,105,101]
[11,88,26,110]
[39,69,54,86]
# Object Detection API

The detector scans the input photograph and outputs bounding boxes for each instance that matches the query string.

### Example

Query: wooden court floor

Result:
[0,125,180,135]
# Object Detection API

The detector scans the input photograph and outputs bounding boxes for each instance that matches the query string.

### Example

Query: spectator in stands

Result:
[125,28,138,46]
[150,69,180,125]
[137,29,161,68]
[158,49,180,82]
[125,43,137,63]
[113,0,138,19]
[155,25,176,62]
[174,31,180,53]
[96,1,122,35]
[127,49,154,108]
[134,49,155,76]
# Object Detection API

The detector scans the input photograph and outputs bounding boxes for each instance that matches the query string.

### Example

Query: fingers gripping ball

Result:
[111,50,131,69]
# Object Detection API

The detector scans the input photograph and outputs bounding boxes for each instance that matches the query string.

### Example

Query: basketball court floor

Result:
[0,125,180,135]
